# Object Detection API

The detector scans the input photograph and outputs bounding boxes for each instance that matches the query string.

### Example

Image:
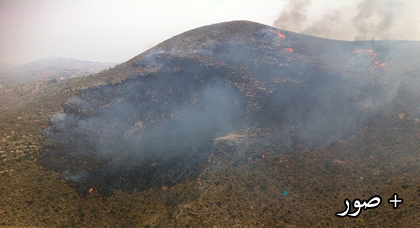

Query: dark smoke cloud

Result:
[273,0,409,41]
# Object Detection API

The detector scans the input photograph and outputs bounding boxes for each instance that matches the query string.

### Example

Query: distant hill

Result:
[0,57,116,87]
[0,62,19,73]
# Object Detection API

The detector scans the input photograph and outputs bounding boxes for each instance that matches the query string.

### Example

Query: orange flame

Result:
[89,188,94,194]
[284,48,293,52]
[277,32,286,40]
[353,49,377,60]
[374,62,387,68]
[269,30,286,41]
[353,49,387,69]
[353,49,375,55]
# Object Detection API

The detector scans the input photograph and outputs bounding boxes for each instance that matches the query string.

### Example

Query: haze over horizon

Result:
[1,0,419,65]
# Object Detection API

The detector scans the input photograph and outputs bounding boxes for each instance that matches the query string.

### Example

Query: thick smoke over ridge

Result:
[273,0,410,41]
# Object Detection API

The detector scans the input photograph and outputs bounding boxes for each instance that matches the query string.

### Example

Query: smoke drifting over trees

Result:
[273,0,412,41]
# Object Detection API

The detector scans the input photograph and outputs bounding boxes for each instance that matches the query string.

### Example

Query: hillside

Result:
[1,20,420,227]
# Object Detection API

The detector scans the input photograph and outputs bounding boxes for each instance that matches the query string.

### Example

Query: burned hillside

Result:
[38,21,420,195]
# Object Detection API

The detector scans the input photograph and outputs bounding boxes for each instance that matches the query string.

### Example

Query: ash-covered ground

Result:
[39,21,420,195]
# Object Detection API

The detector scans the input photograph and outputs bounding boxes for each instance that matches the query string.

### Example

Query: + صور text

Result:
[335,194,403,218]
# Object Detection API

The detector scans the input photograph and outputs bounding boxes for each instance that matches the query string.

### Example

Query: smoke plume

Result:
[273,0,412,41]
[273,0,311,32]
[352,0,401,40]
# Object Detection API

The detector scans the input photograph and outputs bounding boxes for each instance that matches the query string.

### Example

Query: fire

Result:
[353,49,377,59]
[353,49,377,60]
[277,31,286,40]
[269,30,286,41]
[374,62,387,68]
[284,48,293,52]
[89,188,94,194]
[352,49,387,69]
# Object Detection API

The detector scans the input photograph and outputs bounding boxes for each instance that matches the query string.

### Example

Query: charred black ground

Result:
[39,21,420,195]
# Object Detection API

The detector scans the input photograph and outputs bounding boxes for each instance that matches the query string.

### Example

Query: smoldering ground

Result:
[38,21,418,195]
[40,52,246,195]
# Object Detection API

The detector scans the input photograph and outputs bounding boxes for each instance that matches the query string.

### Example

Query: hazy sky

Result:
[1,0,419,65]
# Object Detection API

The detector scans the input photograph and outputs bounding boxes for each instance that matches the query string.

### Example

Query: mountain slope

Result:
[38,21,420,195]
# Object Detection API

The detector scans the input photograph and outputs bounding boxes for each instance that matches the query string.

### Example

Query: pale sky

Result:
[0,0,419,65]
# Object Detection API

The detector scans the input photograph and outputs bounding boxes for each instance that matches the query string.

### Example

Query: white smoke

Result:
[273,0,416,41]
